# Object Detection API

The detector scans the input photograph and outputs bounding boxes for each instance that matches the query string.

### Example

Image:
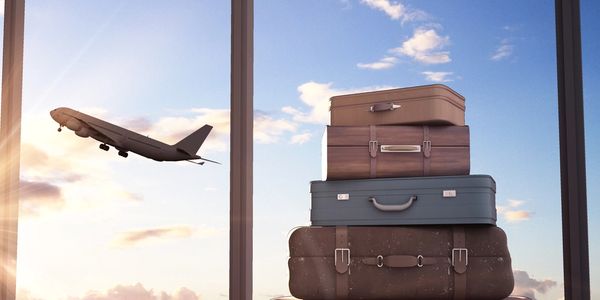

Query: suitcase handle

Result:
[368,195,417,212]
[380,145,422,153]
[370,102,401,112]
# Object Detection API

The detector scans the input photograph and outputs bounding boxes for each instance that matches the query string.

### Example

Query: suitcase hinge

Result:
[369,140,378,158]
[451,248,468,274]
[422,140,431,158]
[335,248,351,274]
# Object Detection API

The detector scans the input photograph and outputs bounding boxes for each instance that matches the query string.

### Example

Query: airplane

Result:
[50,107,219,165]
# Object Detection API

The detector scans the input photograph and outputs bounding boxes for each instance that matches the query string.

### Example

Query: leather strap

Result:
[362,255,447,268]
[423,126,431,176]
[369,125,377,178]
[335,226,349,299]
[453,226,467,300]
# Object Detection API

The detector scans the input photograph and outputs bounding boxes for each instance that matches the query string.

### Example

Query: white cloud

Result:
[491,44,514,61]
[19,114,145,217]
[65,283,201,300]
[357,56,397,70]
[512,270,558,299]
[254,112,298,144]
[360,0,427,24]
[290,132,312,145]
[113,225,218,247]
[146,108,230,152]
[497,199,532,223]
[282,81,396,125]
[140,108,298,151]
[422,71,453,82]
[392,28,451,64]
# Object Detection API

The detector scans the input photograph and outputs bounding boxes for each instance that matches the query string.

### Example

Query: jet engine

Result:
[75,127,90,137]
[66,119,82,131]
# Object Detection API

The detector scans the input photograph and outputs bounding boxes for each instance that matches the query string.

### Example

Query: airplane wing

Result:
[71,116,123,146]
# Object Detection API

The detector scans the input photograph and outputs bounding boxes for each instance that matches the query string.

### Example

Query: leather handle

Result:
[370,102,401,112]
[369,195,417,212]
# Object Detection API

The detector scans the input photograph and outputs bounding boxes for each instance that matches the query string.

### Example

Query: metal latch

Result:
[369,140,378,158]
[422,140,432,158]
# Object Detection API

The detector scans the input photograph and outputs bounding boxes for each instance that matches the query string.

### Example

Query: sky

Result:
[0,0,597,299]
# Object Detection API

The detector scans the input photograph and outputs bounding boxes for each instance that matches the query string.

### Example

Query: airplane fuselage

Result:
[50,107,200,161]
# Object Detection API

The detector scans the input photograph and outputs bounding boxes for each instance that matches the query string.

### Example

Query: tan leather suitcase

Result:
[330,84,465,126]
[288,225,514,300]
[324,125,470,180]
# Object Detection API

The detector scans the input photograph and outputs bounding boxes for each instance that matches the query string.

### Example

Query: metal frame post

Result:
[0,0,26,299]
[230,0,253,299]
[555,0,590,299]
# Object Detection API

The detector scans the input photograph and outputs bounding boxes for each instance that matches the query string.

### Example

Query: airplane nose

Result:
[50,109,60,122]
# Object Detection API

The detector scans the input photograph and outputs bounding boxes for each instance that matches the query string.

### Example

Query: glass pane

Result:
[17,1,230,299]
[582,0,600,298]
[255,1,565,299]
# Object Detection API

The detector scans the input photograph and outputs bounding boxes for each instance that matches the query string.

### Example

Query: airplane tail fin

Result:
[174,125,213,156]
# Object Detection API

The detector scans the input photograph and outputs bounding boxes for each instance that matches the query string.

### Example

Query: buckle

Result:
[369,140,378,158]
[335,248,351,274]
[452,248,468,274]
[335,248,350,266]
[422,140,432,158]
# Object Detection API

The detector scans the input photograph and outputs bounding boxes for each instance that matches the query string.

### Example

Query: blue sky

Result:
[1,0,597,299]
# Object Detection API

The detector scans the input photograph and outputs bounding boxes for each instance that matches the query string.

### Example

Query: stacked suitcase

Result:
[288,84,515,299]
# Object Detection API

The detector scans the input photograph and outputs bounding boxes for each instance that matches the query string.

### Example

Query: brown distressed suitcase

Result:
[330,84,465,126]
[324,125,470,180]
[272,296,528,300]
[288,225,514,300]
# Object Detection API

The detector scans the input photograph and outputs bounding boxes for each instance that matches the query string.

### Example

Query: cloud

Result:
[422,71,453,82]
[144,108,298,150]
[491,38,514,61]
[143,108,230,152]
[360,0,427,24]
[67,283,201,300]
[503,25,520,32]
[19,179,65,216]
[497,199,532,223]
[17,289,42,300]
[512,270,557,299]
[19,115,144,217]
[113,225,217,247]
[282,81,396,125]
[290,132,312,145]
[357,56,398,70]
[254,112,298,144]
[120,117,153,132]
[392,28,451,64]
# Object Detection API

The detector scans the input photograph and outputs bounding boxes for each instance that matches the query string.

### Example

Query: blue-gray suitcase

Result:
[310,175,496,226]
